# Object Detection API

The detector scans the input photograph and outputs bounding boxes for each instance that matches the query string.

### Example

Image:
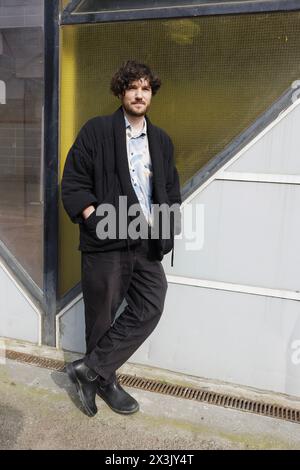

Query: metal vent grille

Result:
[6,349,65,372]
[117,374,300,424]
[5,349,300,424]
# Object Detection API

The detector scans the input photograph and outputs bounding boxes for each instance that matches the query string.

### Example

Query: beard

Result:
[122,101,150,117]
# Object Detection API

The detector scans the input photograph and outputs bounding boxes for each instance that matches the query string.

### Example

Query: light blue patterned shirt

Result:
[124,114,153,225]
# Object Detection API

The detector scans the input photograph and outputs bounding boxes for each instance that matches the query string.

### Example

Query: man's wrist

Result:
[82,205,96,220]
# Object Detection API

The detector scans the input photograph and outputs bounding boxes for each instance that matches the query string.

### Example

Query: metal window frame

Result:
[61,0,300,24]
[43,0,60,345]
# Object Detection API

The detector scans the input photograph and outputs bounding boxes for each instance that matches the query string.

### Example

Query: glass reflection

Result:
[0,0,44,287]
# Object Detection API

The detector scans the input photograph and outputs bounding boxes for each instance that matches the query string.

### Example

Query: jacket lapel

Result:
[112,106,139,208]
[146,115,167,203]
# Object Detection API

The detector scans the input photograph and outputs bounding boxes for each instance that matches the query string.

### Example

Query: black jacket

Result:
[61,106,181,261]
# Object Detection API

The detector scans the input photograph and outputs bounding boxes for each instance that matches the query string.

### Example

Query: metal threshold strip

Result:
[5,349,300,425]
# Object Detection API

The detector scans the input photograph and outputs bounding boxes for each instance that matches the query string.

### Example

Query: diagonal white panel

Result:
[225,100,300,175]
[0,261,41,344]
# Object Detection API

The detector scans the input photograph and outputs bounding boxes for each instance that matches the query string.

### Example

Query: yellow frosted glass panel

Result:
[59,12,300,295]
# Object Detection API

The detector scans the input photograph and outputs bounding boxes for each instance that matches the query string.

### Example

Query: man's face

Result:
[120,77,152,117]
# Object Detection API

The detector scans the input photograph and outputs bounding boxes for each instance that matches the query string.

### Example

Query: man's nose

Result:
[135,88,143,98]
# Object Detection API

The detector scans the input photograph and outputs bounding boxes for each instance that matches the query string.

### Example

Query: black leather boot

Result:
[66,359,98,417]
[96,377,139,415]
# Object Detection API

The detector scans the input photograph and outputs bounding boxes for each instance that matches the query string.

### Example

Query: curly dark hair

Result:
[110,60,161,96]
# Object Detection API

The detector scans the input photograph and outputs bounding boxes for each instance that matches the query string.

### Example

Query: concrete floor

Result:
[0,358,300,450]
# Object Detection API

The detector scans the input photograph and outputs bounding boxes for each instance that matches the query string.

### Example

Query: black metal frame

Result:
[61,0,300,24]
[43,0,60,345]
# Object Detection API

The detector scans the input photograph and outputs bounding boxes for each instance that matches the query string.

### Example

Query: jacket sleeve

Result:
[61,124,98,224]
[165,136,182,235]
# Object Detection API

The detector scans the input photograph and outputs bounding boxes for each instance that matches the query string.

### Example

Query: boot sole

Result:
[96,390,140,415]
[66,363,96,417]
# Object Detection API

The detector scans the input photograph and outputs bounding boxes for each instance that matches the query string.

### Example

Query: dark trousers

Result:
[82,239,168,383]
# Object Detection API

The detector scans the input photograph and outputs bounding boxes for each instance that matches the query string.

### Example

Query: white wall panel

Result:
[131,283,300,397]
[164,180,300,293]
[225,101,300,175]
[58,282,300,397]
[59,299,85,354]
[0,262,40,343]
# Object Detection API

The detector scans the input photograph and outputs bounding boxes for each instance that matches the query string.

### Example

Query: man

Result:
[61,60,181,417]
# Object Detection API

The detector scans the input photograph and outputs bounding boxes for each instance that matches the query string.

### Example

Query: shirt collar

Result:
[124,113,147,138]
